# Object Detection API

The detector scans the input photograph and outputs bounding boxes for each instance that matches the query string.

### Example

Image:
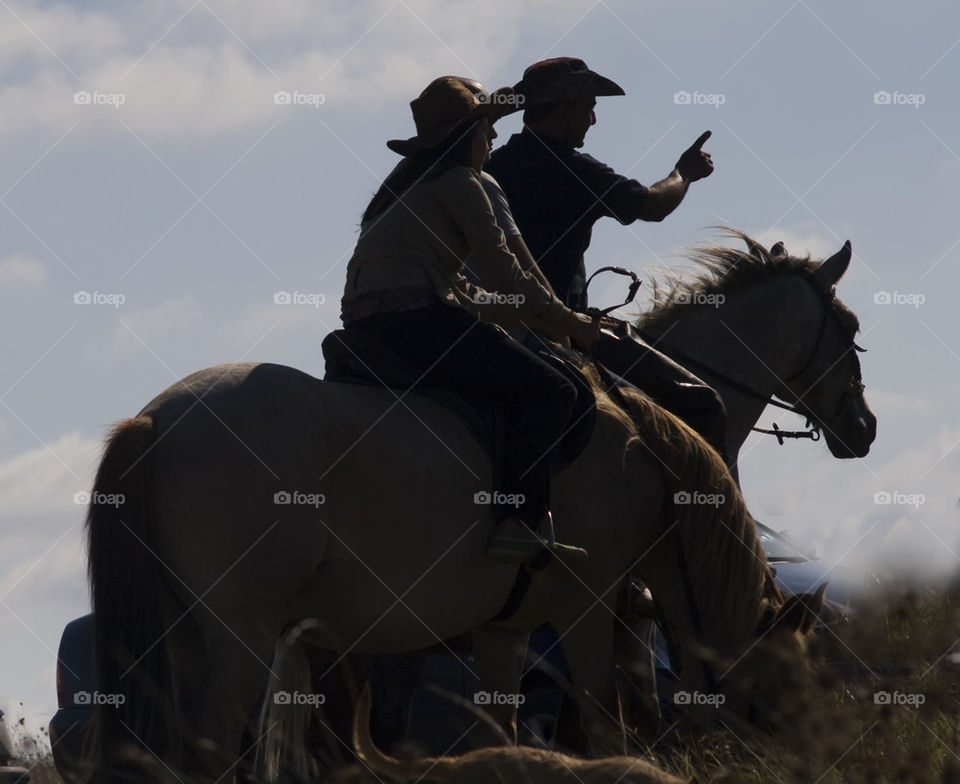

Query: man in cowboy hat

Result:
[487,57,729,464]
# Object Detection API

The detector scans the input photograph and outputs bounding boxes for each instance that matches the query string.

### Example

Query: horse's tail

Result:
[613,386,772,651]
[353,684,457,782]
[85,415,178,779]
[257,623,318,783]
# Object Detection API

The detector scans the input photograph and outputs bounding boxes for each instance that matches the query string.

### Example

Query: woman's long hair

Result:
[361,119,481,226]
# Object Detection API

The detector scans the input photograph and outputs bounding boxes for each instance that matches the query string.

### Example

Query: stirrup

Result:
[487,512,588,564]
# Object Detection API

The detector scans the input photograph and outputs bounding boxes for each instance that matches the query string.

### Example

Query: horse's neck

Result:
[651,278,819,461]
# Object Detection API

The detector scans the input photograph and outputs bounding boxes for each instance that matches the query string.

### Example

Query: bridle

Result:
[637,270,866,445]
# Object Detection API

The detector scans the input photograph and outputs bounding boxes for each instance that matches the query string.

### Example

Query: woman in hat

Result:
[340,76,599,563]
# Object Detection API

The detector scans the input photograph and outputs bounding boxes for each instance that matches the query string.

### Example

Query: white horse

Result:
[359,232,877,753]
[82,234,855,783]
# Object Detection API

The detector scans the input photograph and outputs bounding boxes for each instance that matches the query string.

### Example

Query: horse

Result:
[356,232,878,753]
[83,275,821,780]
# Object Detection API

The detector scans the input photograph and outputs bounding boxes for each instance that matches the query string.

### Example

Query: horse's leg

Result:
[182,626,275,783]
[369,651,427,750]
[553,607,625,756]
[470,624,530,746]
[613,590,662,743]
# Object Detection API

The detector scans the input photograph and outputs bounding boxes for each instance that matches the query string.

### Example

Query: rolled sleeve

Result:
[574,154,649,225]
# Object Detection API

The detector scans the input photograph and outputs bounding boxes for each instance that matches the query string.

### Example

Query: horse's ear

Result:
[770,241,787,259]
[813,241,852,288]
[776,582,827,636]
[743,236,766,260]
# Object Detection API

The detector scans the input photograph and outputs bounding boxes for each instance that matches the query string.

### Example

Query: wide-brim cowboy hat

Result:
[387,77,519,157]
[514,57,624,108]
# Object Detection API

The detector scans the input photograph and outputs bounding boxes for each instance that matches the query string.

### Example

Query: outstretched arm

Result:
[639,130,714,222]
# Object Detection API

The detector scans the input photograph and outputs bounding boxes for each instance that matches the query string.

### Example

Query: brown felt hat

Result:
[387,77,519,157]
[514,57,624,108]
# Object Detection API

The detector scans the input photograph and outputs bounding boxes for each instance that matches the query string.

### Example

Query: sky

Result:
[1,0,959,747]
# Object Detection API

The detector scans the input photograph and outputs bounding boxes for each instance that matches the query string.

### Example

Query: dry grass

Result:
[642,579,960,784]
[16,580,960,782]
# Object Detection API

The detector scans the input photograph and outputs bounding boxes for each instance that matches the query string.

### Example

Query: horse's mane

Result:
[576,354,780,652]
[640,229,820,331]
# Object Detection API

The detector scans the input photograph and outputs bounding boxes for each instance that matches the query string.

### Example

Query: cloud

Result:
[0,0,529,140]
[0,431,98,523]
[0,253,46,287]
[0,432,97,722]
[742,416,960,580]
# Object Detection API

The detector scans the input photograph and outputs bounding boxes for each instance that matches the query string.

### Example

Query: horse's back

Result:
[137,362,505,646]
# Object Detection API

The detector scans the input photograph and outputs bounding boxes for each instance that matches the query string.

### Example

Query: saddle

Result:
[320,328,595,473]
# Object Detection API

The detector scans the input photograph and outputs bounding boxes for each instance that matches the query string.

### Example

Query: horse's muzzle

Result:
[824,400,877,458]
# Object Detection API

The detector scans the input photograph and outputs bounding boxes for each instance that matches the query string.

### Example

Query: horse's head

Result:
[770,241,877,458]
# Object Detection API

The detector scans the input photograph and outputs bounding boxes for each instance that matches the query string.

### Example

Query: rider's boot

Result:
[486,511,589,565]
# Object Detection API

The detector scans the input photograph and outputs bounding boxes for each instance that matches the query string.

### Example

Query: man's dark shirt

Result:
[487,128,648,311]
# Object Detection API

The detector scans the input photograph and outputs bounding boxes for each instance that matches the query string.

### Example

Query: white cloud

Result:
[742,419,960,580]
[0,433,97,723]
[0,0,530,140]
[753,226,841,261]
[0,254,46,287]
[0,431,97,522]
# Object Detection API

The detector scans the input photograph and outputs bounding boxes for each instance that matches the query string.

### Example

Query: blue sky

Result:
[1,0,959,743]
